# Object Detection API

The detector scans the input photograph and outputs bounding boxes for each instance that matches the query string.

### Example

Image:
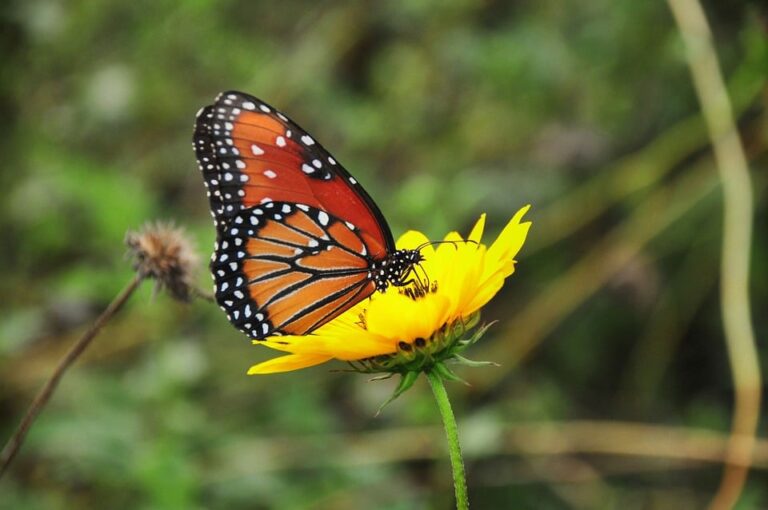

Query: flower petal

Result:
[468,213,486,244]
[464,270,506,315]
[247,353,332,374]
[431,231,465,288]
[397,229,433,256]
[261,330,396,359]
[366,291,452,343]
[487,205,532,270]
[397,229,437,279]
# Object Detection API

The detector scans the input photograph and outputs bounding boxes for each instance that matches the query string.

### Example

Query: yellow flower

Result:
[248,205,532,375]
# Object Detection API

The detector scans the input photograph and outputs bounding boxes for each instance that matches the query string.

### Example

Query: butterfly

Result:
[193,91,424,340]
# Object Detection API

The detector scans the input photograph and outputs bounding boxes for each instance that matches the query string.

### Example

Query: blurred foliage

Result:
[1,0,767,508]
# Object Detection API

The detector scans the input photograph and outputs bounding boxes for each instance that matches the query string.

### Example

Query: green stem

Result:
[427,367,469,510]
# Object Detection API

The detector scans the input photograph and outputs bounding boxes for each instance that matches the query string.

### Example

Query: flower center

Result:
[399,279,438,300]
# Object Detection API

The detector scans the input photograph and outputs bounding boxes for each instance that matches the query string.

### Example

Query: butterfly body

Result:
[194,92,421,339]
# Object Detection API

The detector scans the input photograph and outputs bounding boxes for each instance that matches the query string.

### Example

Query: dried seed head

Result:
[125,222,199,301]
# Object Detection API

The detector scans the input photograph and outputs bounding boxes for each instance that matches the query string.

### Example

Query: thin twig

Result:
[204,419,768,480]
[0,274,145,479]
[666,1,761,508]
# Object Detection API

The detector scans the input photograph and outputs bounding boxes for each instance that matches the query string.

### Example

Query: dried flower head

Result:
[125,222,199,301]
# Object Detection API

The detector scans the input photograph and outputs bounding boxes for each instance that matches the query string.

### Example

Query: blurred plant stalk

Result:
[0,274,144,478]
[0,222,205,479]
[205,420,768,476]
[667,0,762,509]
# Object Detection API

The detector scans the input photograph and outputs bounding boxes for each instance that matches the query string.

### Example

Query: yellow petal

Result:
[397,229,433,256]
[397,229,438,280]
[261,330,395,359]
[431,231,465,287]
[247,353,332,374]
[464,271,505,315]
[450,244,488,319]
[487,205,532,267]
[468,213,486,243]
[366,291,451,343]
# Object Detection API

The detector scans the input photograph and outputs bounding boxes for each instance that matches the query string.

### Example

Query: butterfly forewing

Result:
[193,91,394,259]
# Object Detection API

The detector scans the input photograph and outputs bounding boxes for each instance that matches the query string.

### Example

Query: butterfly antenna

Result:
[414,239,480,252]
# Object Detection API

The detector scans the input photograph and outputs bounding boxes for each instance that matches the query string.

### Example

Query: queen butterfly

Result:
[193,91,423,340]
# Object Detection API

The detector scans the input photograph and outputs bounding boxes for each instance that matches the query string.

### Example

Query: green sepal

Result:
[376,370,420,416]
[450,355,499,368]
[432,362,469,386]
[453,320,496,354]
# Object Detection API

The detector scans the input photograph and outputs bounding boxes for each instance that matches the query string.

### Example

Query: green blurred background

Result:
[1,0,766,508]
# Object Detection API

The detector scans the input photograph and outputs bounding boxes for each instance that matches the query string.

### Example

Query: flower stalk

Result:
[427,367,469,510]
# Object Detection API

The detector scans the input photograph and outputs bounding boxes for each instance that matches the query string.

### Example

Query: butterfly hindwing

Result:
[210,201,377,339]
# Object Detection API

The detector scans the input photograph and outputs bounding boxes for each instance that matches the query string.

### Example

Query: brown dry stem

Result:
[0,274,144,479]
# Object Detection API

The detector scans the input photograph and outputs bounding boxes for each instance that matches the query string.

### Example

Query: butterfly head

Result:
[371,249,425,292]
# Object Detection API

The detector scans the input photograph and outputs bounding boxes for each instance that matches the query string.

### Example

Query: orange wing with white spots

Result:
[193,91,393,260]
[209,201,376,338]
[193,92,419,339]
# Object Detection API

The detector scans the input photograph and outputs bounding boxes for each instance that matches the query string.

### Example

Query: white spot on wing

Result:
[317,211,329,226]
[301,135,315,146]
[251,144,265,156]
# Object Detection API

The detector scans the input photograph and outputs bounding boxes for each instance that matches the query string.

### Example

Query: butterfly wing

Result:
[211,201,376,338]
[193,91,395,260]
[194,91,397,338]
